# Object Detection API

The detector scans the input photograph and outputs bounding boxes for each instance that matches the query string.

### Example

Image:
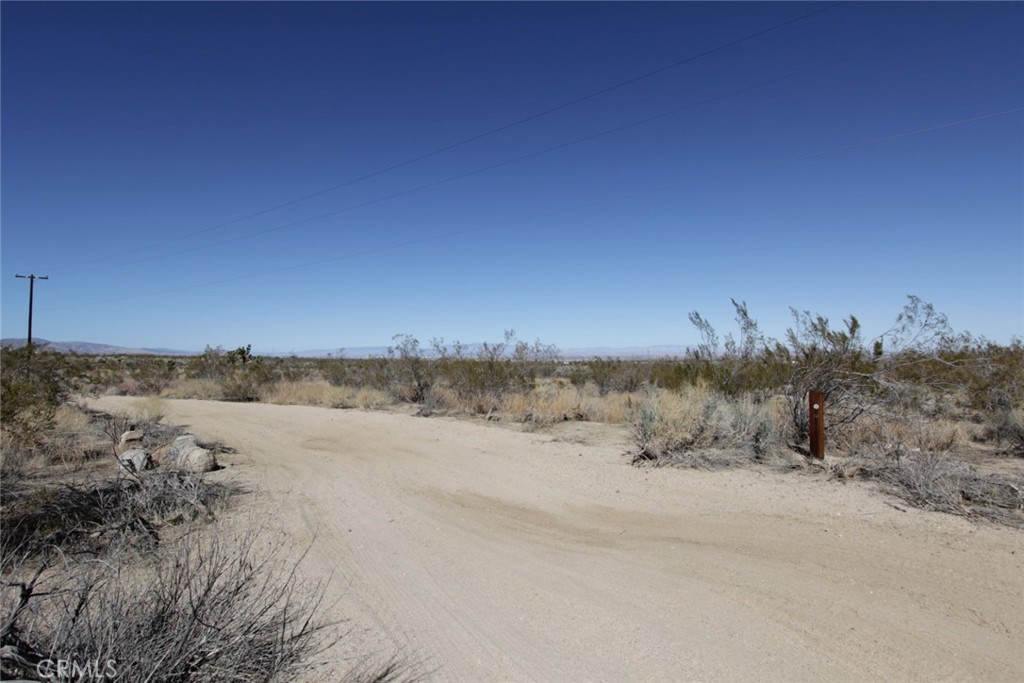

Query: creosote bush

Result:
[1,529,338,683]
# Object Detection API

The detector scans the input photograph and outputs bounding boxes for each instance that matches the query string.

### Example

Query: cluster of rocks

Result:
[118,429,219,474]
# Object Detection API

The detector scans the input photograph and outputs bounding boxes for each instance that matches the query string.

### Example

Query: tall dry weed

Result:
[161,378,224,400]
[260,381,391,410]
[632,385,789,463]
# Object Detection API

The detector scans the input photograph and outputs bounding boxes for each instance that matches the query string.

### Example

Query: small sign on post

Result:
[809,389,825,459]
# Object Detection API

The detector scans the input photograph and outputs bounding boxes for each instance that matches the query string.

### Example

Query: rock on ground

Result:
[119,448,152,473]
[181,447,218,473]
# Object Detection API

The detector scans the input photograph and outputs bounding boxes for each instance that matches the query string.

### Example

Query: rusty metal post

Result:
[808,389,825,459]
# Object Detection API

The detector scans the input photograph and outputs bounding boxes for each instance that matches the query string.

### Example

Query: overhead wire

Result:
[49,1,845,273]
[51,105,1023,311]
[57,10,963,277]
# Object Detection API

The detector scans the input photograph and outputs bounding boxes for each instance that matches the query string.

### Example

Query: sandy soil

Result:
[90,397,1024,682]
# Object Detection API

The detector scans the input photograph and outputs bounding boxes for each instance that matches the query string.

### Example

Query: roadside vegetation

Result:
[0,346,407,681]
[4,295,1022,529]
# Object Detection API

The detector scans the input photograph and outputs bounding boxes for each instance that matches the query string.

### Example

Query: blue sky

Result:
[2,1,1021,353]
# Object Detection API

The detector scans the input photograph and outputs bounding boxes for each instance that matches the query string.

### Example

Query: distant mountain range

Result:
[1,338,690,359]
[1,338,193,356]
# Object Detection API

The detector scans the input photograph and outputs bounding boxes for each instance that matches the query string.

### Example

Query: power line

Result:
[51,1,844,274]
[60,9,952,277]
[52,105,1022,312]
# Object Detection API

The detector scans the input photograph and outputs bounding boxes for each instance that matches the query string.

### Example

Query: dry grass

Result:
[158,379,395,410]
[579,388,639,424]
[161,378,224,400]
[987,405,1024,454]
[261,380,391,410]
[0,405,109,476]
[502,384,584,426]
[425,380,639,426]
[831,451,1023,526]
[631,385,793,467]
[131,395,168,423]
[837,413,966,456]
[40,405,109,464]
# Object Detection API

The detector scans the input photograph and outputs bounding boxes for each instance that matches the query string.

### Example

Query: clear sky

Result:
[2,1,1022,353]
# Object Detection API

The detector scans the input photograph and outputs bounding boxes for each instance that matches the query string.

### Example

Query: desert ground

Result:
[91,396,1024,682]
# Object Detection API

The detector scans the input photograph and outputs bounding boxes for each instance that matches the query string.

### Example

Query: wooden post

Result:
[808,389,825,459]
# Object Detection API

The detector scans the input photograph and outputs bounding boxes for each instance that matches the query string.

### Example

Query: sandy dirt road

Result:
[91,397,1023,682]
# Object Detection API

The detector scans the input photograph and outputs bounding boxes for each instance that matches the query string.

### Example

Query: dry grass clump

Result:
[161,378,225,400]
[130,395,168,424]
[837,414,967,457]
[986,405,1024,455]
[578,389,639,424]
[162,378,395,411]
[346,386,392,410]
[35,405,109,466]
[261,380,345,407]
[433,381,639,426]
[631,385,791,466]
[261,381,391,410]
[0,404,111,480]
[503,384,585,426]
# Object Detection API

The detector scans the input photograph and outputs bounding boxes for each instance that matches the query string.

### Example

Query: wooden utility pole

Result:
[14,273,48,347]
[808,389,825,459]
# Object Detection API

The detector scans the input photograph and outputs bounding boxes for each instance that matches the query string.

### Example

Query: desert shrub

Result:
[162,378,225,400]
[0,528,341,683]
[838,413,966,458]
[259,380,391,410]
[28,405,109,467]
[586,358,640,395]
[832,451,1023,526]
[186,345,230,381]
[431,332,559,413]
[222,358,281,402]
[986,406,1024,455]
[1,347,94,477]
[578,387,639,424]
[260,380,337,407]
[385,335,434,403]
[123,356,180,394]
[683,296,982,446]
[1,346,84,410]
[0,468,234,562]
[502,382,584,426]
[315,355,350,387]
[631,385,790,466]
[778,310,876,439]
[346,387,392,410]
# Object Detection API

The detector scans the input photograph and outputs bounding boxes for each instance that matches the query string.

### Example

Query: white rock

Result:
[119,430,144,447]
[119,449,152,473]
[164,435,199,466]
[181,447,218,473]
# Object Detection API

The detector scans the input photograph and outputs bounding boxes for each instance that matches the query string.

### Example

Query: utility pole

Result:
[14,274,48,347]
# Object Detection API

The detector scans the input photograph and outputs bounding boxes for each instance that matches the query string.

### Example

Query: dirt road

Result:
[92,397,1023,682]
